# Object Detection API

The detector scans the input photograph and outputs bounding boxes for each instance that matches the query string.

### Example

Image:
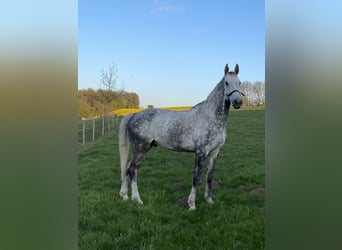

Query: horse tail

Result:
[119,114,132,182]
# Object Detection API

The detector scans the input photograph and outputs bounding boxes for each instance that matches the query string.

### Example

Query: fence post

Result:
[82,117,86,145]
[102,114,105,136]
[92,119,95,141]
[112,115,115,129]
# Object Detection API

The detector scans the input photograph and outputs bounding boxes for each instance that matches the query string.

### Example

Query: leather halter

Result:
[227,89,245,97]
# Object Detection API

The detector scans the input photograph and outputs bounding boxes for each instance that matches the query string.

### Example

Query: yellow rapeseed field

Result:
[109,106,192,117]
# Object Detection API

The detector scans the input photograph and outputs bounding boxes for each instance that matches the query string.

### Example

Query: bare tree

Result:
[241,81,253,106]
[240,81,265,106]
[253,81,264,105]
[260,81,265,105]
[100,62,118,91]
[99,63,122,115]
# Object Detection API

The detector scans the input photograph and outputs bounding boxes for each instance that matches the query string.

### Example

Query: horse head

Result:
[223,64,244,109]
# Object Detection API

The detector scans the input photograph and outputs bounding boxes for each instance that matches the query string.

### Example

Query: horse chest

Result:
[209,127,226,146]
[194,123,226,149]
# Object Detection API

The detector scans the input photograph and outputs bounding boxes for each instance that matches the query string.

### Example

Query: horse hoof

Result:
[206,197,214,204]
[132,196,144,205]
[119,192,129,200]
[188,206,196,211]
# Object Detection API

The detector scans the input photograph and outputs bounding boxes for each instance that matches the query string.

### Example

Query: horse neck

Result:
[202,77,230,121]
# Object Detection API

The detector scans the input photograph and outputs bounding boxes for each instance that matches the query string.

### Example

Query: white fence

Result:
[79,115,120,145]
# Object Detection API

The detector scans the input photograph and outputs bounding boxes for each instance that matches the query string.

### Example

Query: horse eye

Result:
[225,81,229,86]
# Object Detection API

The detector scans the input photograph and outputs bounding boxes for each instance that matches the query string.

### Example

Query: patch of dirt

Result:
[176,196,188,206]
[165,162,177,168]
[199,181,221,188]
[212,181,221,188]
[169,182,184,190]
[257,207,265,213]
[249,187,265,196]
[234,184,246,192]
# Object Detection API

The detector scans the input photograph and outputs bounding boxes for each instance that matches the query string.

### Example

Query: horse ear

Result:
[224,64,229,75]
[234,64,239,74]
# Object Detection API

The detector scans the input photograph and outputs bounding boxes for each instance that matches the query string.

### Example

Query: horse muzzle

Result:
[232,99,242,109]
[226,90,244,109]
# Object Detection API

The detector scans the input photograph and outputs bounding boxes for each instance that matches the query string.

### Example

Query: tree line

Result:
[240,81,265,106]
[78,89,139,120]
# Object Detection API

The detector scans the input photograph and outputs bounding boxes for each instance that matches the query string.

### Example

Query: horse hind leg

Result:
[127,145,151,204]
[130,166,143,204]
[119,160,131,200]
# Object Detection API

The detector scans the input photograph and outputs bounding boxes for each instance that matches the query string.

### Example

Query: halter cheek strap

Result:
[227,89,245,97]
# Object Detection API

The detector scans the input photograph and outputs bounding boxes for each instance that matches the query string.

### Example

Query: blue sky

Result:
[79,0,264,107]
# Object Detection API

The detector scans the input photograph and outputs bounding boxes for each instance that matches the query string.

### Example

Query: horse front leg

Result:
[188,151,205,211]
[204,148,220,204]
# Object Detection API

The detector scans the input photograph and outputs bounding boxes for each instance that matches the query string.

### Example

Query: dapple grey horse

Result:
[119,64,244,210]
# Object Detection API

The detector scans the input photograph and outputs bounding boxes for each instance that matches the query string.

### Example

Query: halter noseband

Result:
[227,89,245,97]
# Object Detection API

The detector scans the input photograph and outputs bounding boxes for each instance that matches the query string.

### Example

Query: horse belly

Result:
[153,123,195,152]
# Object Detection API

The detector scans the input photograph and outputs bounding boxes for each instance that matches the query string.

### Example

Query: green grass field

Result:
[78,108,264,249]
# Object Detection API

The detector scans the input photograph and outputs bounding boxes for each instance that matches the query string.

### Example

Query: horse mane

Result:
[191,101,205,110]
[191,77,225,111]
